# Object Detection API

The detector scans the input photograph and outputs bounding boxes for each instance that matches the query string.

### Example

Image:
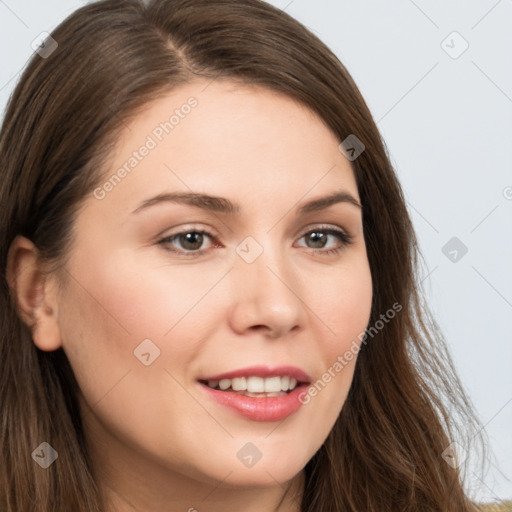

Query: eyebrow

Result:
[130,189,362,216]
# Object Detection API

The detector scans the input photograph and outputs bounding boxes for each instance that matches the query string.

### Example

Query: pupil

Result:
[181,232,203,250]
[308,232,326,248]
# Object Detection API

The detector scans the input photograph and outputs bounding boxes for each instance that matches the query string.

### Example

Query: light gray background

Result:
[1,0,510,504]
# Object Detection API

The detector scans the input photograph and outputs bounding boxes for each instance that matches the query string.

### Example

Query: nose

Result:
[228,240,306,339]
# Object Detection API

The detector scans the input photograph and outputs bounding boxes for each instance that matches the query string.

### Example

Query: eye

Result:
[158,229,216,257]
[296,226,354,255]
[157,224,354,257]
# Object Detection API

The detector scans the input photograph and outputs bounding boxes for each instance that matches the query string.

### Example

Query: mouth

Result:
[196,367,312,422]
[196,366,311,398]
[198,375,305,397]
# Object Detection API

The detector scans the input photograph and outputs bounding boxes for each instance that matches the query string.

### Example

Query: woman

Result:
[0,0,485,510]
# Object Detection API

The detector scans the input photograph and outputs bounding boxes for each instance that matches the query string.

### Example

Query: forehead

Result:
[84,78,359,220]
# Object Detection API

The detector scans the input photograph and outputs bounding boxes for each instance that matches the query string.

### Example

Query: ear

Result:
[6,235,63,351]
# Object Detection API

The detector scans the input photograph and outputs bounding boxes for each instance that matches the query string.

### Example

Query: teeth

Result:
[232,377,247,391]
[204,376,300,392]
[248,376,265,392]
[263,376,281,392]
[219,379,231,391]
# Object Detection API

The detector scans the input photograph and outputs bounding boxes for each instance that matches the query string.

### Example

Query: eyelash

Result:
[157,225,354,258]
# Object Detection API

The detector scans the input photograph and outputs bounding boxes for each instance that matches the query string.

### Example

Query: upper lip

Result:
[198,365,311,384]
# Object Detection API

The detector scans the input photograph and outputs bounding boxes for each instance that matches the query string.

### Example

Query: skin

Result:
[7,79,373,512]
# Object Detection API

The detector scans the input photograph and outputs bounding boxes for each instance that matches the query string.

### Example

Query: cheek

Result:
[57,275,135,408]
[83,249,230,337]
[58,250,229,393]
[313,256,373,354]
[299,254,372,418]
[57,256,213,455]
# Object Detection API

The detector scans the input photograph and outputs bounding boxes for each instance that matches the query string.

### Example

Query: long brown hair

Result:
[0,0,485,510]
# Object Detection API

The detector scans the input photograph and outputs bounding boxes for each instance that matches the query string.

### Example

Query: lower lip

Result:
[198,382,310,422]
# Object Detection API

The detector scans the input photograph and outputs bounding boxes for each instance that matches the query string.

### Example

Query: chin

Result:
[189,455,305,489]
[217,467,302,489]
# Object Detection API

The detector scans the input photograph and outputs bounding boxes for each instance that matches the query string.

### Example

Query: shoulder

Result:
[477,503,512,511]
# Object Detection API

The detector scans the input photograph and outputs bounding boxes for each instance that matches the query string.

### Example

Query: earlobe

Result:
[6,235,63,351]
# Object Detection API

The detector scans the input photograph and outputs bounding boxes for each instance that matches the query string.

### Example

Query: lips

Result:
[197,378,311,422]
[195,365,313,421]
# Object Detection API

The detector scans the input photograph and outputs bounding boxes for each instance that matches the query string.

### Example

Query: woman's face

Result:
[52,79,372,491]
